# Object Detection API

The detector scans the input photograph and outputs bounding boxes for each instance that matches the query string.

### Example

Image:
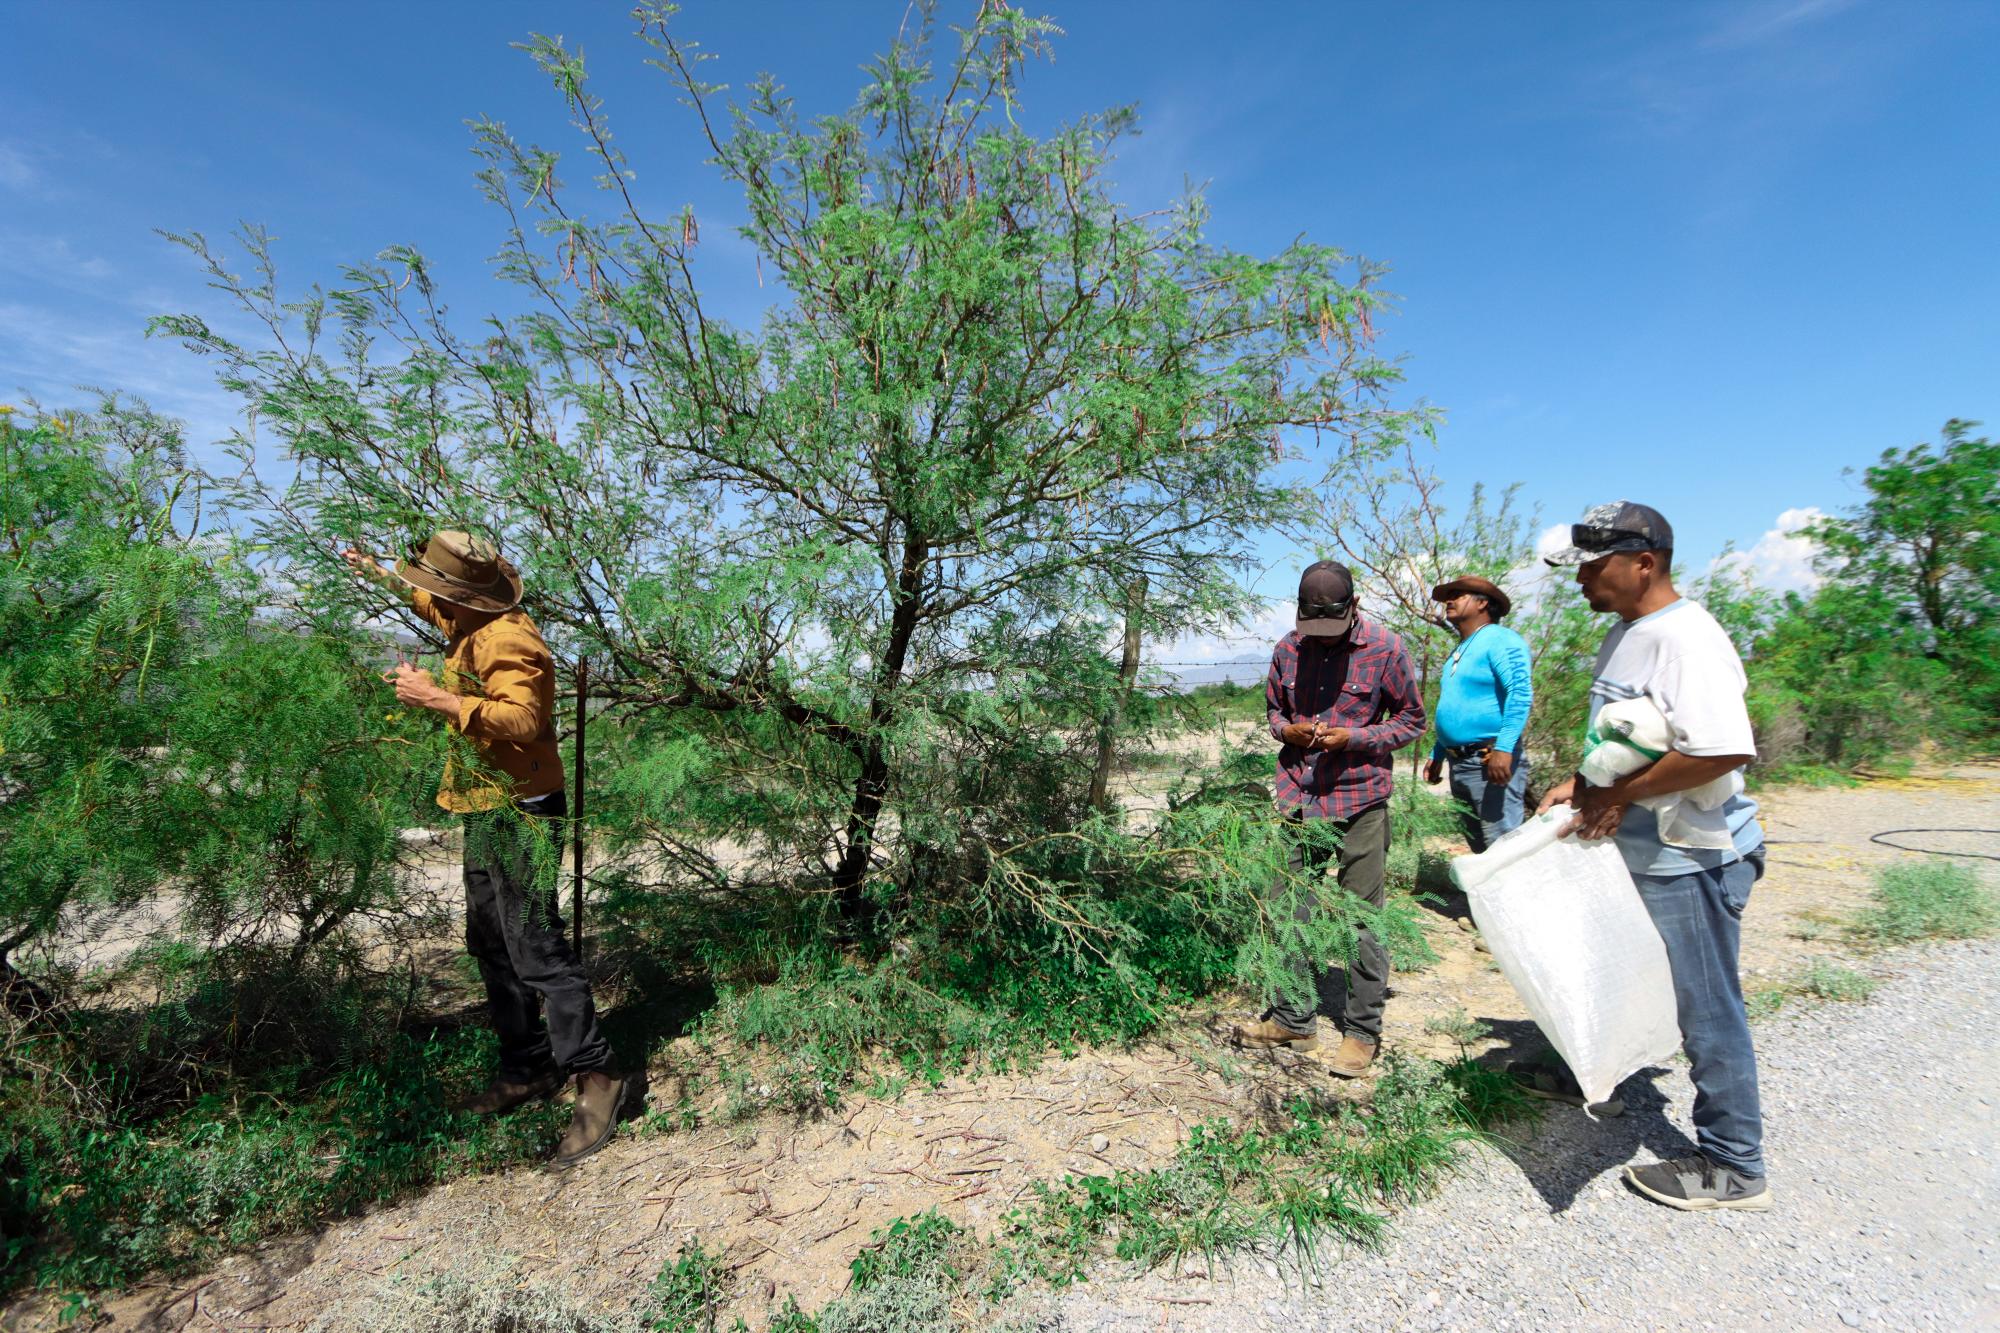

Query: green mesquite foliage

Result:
[152,4,1423,938]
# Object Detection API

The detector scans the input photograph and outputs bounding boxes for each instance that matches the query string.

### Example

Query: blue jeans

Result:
[1447,753,1530,853]
[1635,847,1767,1177]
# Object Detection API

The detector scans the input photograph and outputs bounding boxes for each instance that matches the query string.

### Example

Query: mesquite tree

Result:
[158,3,1419,923]
[0,405,443,1008]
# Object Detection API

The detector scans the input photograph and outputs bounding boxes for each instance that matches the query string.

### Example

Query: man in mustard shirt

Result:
[345,531,625,1169]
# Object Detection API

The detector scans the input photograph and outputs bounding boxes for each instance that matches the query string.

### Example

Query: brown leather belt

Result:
[1442,742,1494,761]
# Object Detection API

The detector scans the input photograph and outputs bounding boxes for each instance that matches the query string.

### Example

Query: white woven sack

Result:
[1450,810,1681,1107]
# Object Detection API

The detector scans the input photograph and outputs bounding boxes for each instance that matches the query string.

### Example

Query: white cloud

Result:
[1584,0,1873,145]
[0,233,115,287]
[1704,0,1861,50]
[0,143,36,192]
[1534,523,1572,560]
[1150,599,1295,673]
[1713,506,1824,592]
[0,299,247,467]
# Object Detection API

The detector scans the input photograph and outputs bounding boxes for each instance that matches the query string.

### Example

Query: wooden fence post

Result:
[572,655,587,961]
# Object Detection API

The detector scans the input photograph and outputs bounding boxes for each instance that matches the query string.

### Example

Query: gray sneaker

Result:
[1624,1155,1771,1212]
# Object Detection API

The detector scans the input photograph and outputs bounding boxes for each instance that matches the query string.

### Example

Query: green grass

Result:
[663,1056,1526,1327]
[1744,986,1789,1021]
[1,1028,561,1296]
[989,1055,1526,1291]
[1747,957,1879,1020]
[1750,762,1861,790]
[1795,959,1878,1002]
[1852,859,1999,944]
[648,1240,733,1333]
[1180,681,1267,726]
[1752,859,1993,1023]
[817,1210,964,1333]
[1787,909,1844,942]
[1422,1007,1492,1053]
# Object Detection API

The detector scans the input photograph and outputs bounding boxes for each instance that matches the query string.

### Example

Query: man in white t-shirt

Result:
[1534,500,1771,1212]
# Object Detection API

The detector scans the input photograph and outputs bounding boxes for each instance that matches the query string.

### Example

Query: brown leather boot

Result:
[1324,1033,1379,1078]
[451,1070,564,1116]
[1232,1016,1319,1052]
[550,1071,628,1169]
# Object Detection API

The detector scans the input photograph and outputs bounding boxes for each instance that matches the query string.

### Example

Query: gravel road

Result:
[1044,937,2000,1333]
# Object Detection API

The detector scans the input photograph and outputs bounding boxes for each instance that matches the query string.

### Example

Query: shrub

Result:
[2,1028,561,1293]
[1854,860,1999,944]
[626,750,1437,1119]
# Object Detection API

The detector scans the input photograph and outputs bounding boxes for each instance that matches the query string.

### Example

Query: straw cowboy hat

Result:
[393,530,524,613]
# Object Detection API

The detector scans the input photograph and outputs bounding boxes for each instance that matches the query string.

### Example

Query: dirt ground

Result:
[9,757,1997,1332]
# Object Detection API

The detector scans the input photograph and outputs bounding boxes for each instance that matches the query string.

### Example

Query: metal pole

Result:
[572,655,587,961]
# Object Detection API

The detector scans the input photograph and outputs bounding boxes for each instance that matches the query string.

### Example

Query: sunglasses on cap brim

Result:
[1569,525,1654,553]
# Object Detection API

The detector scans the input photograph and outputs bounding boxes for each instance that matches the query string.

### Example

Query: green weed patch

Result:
[1853,860,1999,944]
[1747,957,1879,1020]
[990,1055,1524,1291]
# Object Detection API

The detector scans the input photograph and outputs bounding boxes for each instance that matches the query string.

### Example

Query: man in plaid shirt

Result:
[1235,560,1426,1076]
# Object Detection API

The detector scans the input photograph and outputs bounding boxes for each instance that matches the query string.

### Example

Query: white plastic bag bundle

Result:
[1450,810,1681,1107]
[1578,697,1737,851]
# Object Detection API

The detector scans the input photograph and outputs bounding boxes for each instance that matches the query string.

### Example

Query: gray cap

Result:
[1542,500,1675,566]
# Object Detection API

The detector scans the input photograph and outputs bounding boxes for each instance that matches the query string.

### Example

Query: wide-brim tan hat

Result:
[393,530,523,613]
[1429,575,1512,619]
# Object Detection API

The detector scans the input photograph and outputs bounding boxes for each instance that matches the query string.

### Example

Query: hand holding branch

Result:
[1281,721,1351,751]
[1280,721,1319,749]
[384,660,459,720]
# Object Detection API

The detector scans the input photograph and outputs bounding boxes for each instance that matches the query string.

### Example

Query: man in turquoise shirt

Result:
[1422,576,1533,852]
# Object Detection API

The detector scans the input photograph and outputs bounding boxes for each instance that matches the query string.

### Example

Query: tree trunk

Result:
[1408,658,1431,785]
[831,534,928,922]
[1917,541,1950,653]
[1089,575,1147,813]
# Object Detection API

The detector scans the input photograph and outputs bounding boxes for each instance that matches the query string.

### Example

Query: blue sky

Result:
[5,0,1996,658]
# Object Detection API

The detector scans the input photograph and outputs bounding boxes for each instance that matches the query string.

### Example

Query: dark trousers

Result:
[1266,803,1392,1040]
[462,791,611,1078]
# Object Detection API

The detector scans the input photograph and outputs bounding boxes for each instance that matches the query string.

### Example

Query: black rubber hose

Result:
[1867,828,2000,862]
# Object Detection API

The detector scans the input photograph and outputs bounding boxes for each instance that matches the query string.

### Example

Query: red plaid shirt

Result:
[1266,618,1426,819]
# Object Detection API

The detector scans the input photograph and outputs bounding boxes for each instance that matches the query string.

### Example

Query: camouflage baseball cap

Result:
[1542,500,1675,566]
